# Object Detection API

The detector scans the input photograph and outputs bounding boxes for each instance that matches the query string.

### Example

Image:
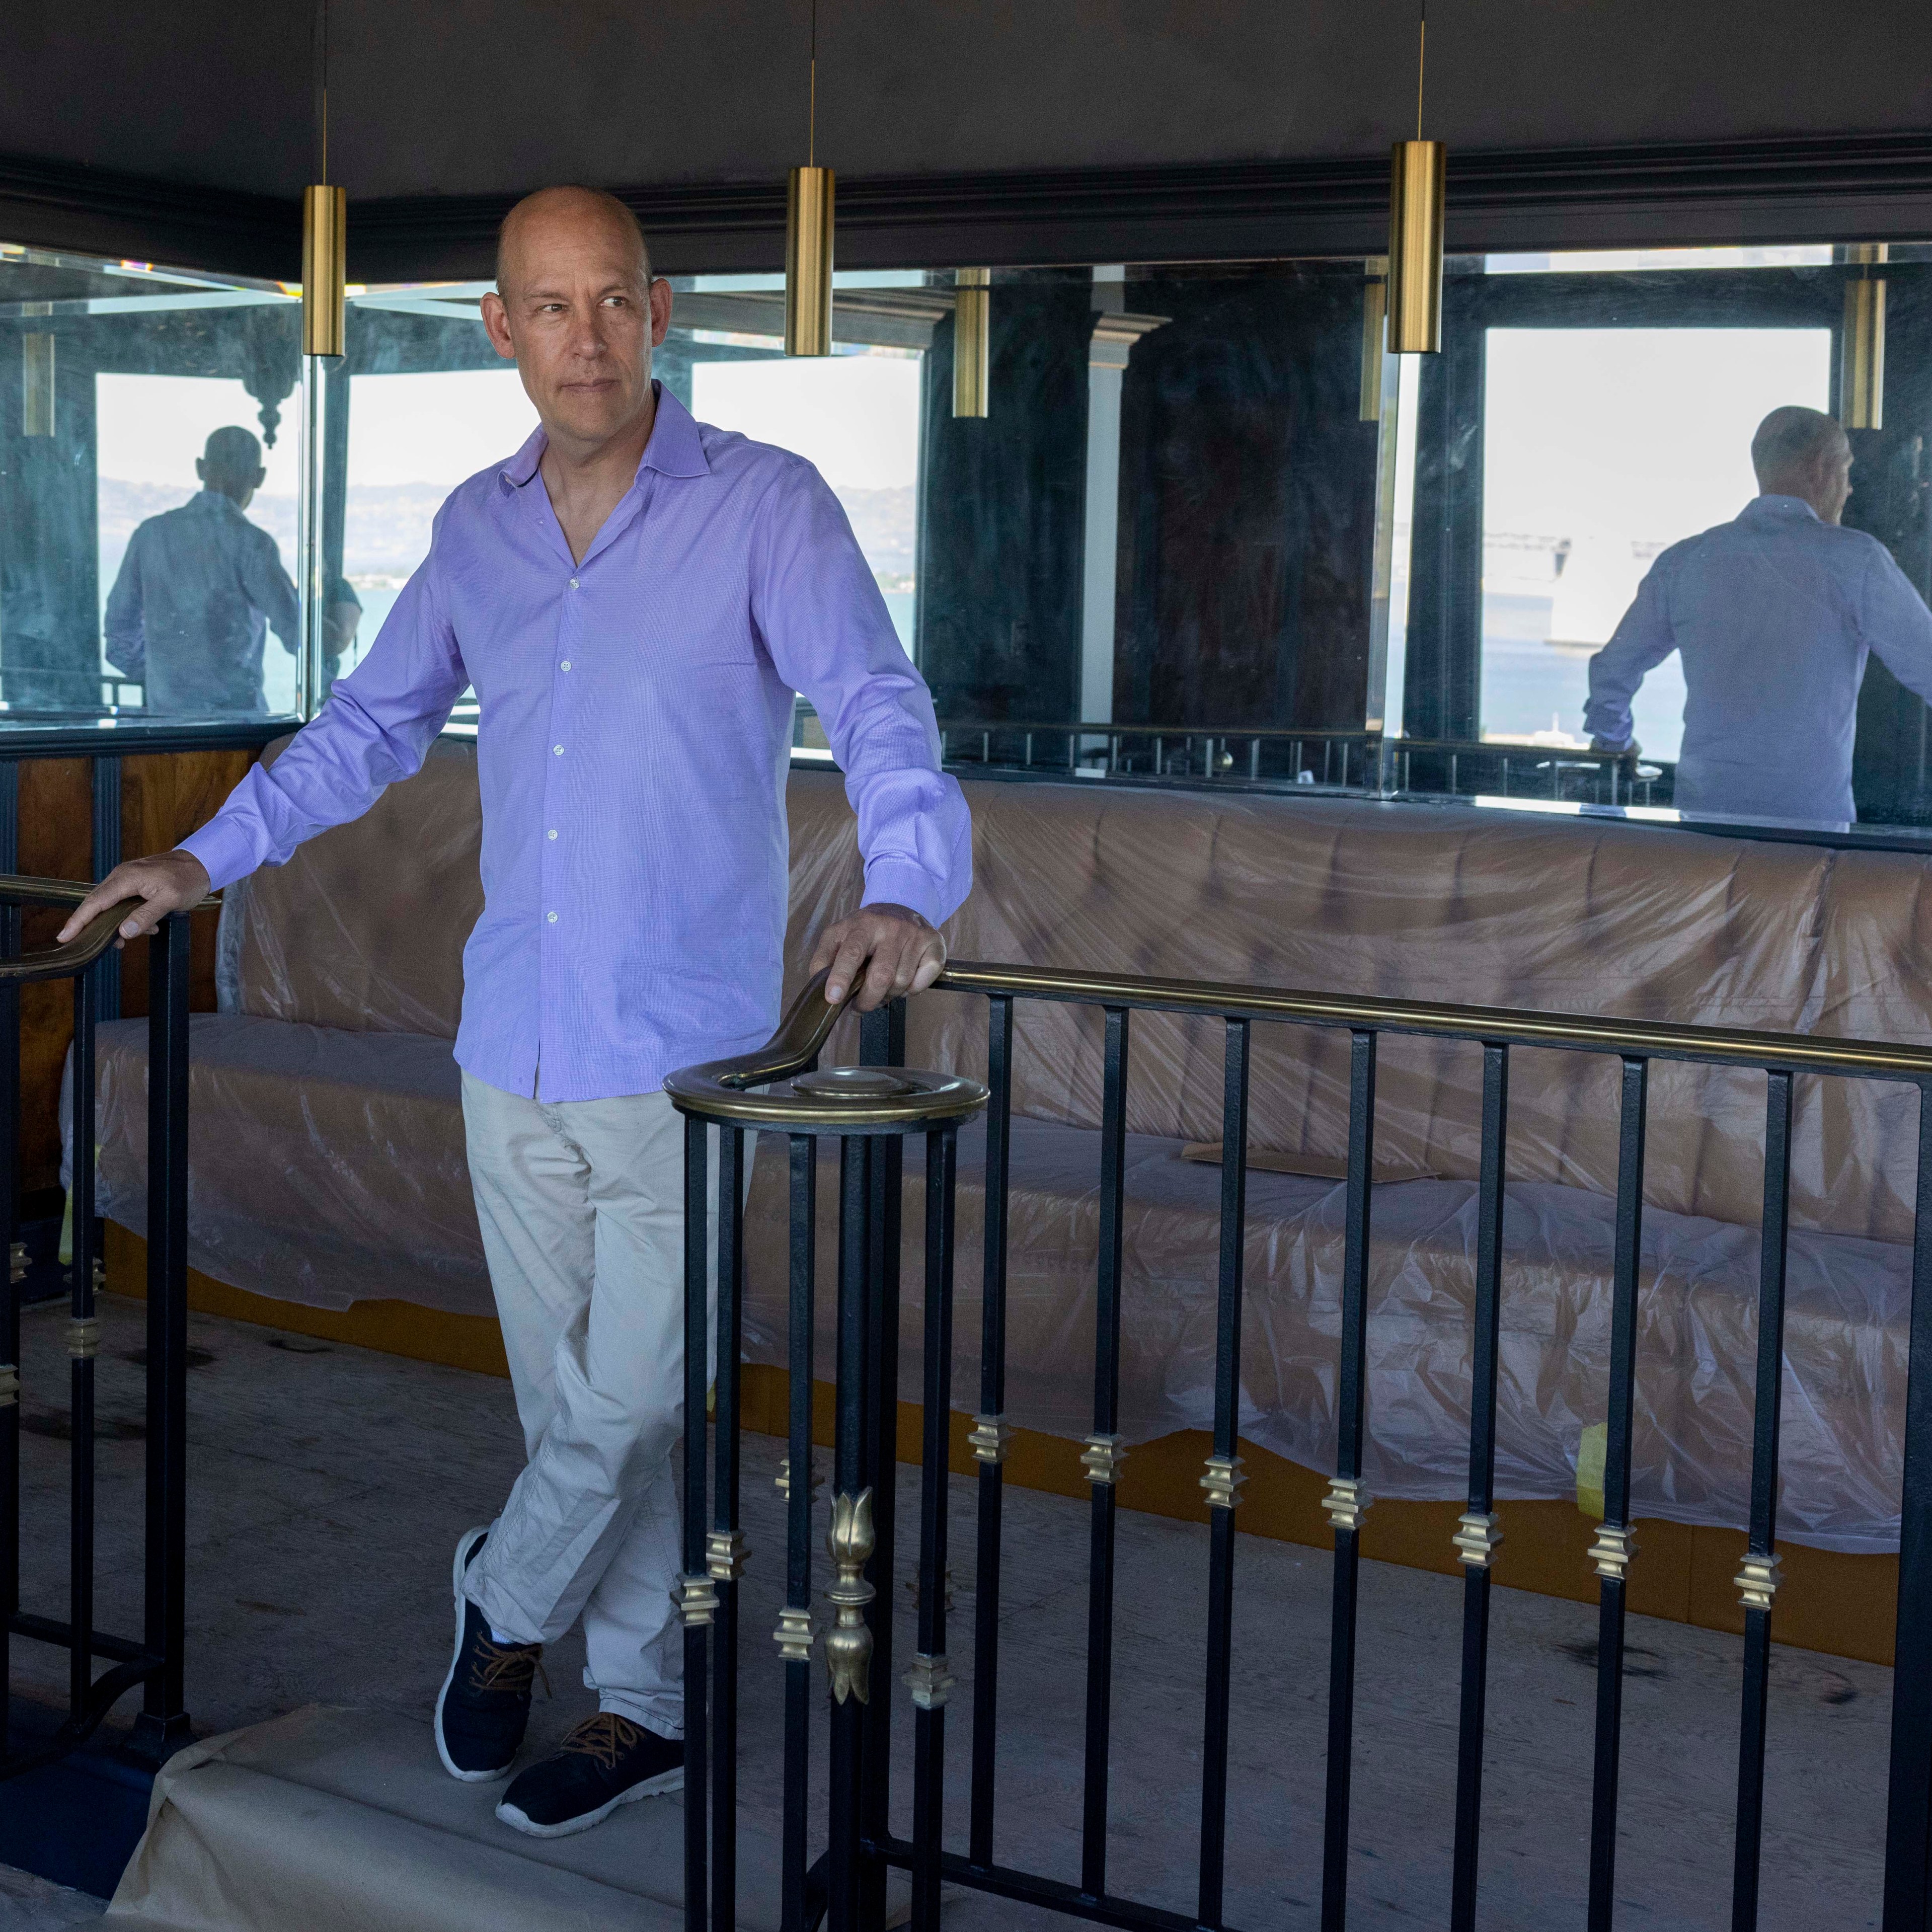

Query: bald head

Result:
[1751,404,1853,524]
[495,186,652,300]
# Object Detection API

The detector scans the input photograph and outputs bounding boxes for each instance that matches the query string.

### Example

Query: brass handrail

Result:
[933,959,1932,1083]
[0,875,216,986]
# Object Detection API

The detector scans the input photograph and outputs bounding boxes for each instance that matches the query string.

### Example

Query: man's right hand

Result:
[57,852,212,947]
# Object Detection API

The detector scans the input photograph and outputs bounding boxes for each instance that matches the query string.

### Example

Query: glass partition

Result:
[0,245,304,727]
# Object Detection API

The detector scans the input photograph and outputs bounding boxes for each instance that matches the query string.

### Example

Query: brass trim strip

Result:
[1200,1452,1247,1509]
[933,961,1932,1081]
[1452,1509,1504,1569]
[1080,1433,1128,1485]
[1322,1476,1372,1533]
[1735,1552,1782,1611]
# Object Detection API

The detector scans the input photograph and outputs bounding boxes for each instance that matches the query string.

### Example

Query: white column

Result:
[1079,282,1166,731]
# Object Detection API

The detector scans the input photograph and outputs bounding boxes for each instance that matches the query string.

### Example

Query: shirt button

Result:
[560,660,572,672]
[548,829,558,840]
[570,578,580,589]
[547,911,558,923]
[553,744,564,756]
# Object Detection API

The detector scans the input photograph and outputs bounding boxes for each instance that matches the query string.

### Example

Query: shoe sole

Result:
[495,1765,686,1839]
[434,1525,513,1784]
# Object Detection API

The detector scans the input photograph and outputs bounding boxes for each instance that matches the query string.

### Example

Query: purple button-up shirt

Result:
[181,387,971,1102]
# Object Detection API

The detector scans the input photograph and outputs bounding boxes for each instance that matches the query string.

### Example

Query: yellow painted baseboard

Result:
[106,1221,1897,1667]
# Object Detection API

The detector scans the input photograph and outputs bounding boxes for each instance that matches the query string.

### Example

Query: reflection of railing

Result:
[1391,735,1672,809]
[0,878,197,1781]
[670,961,1932,1931]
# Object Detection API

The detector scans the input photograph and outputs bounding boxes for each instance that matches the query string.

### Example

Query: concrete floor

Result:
[8,1289,1895,1929]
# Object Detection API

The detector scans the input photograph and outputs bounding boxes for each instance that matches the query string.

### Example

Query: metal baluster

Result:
[859,1004,904,1932]
[1884,1076,1932,1928]
[710,1127,746,1932]
[1198,1019,1250,1929]
[129,914,190,1766]
[1731,1069,1792,1930]
[68,965,100,1719]
[1450,1042,1509,1930]
[0,845,19,1757]
[1320,1029,1378,1931]
[779,1134,817,1932]
[90,755,121,1023]
[680,1113,712,1932]
[1587,1056,1649,1931]
[827,1138,876,1932]
[1081,1007,1131,1900]
[910,1125,959,1930]
[969,995,1014,1869]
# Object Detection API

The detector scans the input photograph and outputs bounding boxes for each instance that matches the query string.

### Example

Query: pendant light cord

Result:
[1415,0,1426,142]
[313,0,329,183]
[808,0,817,168]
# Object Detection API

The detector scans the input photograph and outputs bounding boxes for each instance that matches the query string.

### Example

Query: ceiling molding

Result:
[4,130,1932,286]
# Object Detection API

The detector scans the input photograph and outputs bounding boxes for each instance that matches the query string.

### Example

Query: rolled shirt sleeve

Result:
[177,551,469,890]
[1583,555,1678,748]
[749,462,971,929]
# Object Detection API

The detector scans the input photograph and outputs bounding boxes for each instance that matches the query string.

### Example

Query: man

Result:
[62,186,970,1837]
[103,425,301,714]
[1584,403,1932,825]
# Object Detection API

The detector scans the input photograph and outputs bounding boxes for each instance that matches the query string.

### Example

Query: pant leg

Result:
[460,1074,701,1737]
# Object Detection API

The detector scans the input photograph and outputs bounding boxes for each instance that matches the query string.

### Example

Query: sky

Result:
[346,369,538,487]
[693,356,920,491]
[96,373,302,501]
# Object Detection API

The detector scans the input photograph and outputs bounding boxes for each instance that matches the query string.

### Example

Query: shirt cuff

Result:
[861,859,946,930]
[176,814,260,895]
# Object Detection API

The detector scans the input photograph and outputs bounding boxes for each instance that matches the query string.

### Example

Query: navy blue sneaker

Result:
[495,1713,685,1837]
[434,1527,545,1782]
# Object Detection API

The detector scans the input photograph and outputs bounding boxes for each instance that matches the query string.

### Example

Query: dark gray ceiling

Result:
[6,0,1932,204]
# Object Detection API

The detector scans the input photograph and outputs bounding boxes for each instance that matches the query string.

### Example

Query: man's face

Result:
[482,199,671,451]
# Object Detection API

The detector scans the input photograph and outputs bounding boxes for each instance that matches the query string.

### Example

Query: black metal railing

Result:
[670,959,1932,1932]
[0,877,194,1781]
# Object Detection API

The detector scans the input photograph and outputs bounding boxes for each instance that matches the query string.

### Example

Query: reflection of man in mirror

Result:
[103,425,304,714]
[1585,404,1932,826]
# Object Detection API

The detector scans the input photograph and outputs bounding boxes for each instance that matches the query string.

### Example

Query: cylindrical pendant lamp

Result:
[1841,243,1887,431]
[302,184,347,357]
[786,166,835,357]
[953,269,990,418]
[1387,140,1445,355]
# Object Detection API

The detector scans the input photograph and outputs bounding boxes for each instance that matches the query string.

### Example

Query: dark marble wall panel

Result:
[1112,268,1381,730]
[918,277,1092,721]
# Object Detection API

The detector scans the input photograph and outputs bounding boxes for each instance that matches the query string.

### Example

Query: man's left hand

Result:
[810,903,947,1011]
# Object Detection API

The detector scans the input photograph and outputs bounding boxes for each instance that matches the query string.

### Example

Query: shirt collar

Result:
[1743,493,1821,523]
[497,382,710,492]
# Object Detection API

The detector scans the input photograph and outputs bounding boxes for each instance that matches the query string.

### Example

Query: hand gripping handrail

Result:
[0,875,219,986]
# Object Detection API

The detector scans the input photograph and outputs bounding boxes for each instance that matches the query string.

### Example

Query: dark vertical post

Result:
[682,1114,710,1932]
[1587,1055,1649,1932]
[1732,1069,1793,1932]
[1198,1018,1250,1930]
[0,788,18,1755]
[710,1127,745,1932]
[910,1125,958,1931]
[828,1137,874,1932]
[1081,1007,1131,1900]
[68,966,99,1716]
[858,1004,904,1932]
[90,755,121,1022]
[1450,1042,1509,1931]
[130,913,191,1765]
[1321,1029,1378,1932]
[969,994,1014,1871]
[781,1134,817,1932]
[1885,1077,1932,1928]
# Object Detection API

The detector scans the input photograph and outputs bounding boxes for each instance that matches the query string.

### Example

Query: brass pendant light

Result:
[1840,243,1886,431]
[302,0,345,356]
[1386,1,1445,356]
[785,0,834,357]
[953,269,990,417]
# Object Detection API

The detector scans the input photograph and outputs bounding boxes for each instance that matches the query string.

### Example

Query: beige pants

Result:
[457,1071,724,1740]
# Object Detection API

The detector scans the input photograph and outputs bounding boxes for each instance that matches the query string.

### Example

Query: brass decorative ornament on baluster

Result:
[785,0,835,357]
[1386,1,1446,355]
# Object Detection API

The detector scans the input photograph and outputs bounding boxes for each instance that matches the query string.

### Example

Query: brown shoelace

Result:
[469,1637,549,1699]
[560,1711,644,1770]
